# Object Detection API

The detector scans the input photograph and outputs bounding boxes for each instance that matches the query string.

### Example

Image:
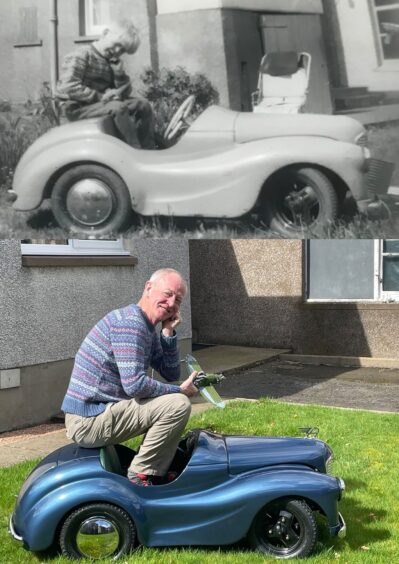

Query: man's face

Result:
[144,273,186,325]
[99,31,127,60]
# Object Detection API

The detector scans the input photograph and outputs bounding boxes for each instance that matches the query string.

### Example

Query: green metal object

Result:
[184,354,225,409]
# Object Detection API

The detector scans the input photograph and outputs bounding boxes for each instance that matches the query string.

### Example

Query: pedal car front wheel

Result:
[51,164,132,235]
[59,502,136,560]
[262,166,338,236]
[248,499,318,559]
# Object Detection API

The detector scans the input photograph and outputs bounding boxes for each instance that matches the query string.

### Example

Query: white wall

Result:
[335,0,399,91]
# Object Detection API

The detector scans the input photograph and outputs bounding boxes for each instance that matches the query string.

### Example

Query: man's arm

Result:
[110,319,181,398]
[110,60,132,99]
[56,49,100,103]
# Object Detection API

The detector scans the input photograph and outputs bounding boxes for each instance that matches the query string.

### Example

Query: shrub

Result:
[140,66,219,146]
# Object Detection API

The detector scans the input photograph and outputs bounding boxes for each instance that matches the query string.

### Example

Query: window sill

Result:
[302,301,399,310]
[14,40,43,48]
[74,36,99,44]
[22,255,138,267]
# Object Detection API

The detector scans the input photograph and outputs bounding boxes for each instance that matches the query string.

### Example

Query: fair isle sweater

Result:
[61,304,181,417]
[56,44,131,105]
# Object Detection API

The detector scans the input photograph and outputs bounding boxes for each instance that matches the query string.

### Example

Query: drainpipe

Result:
[49,0,59,93]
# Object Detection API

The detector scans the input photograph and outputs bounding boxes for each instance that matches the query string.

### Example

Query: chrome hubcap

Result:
[76,517,119,559]
[66,179,114,226]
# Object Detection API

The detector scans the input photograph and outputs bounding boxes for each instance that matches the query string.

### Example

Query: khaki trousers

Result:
[65,394,191,477]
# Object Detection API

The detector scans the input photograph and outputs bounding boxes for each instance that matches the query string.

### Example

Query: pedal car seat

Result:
[252,51,311,114]
[100,445,124,475]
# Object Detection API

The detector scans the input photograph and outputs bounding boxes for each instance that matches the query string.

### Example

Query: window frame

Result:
[21,239,129,256]
[370,0,399,64]
[305,239,399,304]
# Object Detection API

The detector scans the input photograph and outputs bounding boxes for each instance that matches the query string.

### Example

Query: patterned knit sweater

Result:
[61,304,182,417]
[56,44,131,105]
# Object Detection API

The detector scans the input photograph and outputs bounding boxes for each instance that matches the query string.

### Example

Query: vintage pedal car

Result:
[8,95,394,237]
[9,428,346,560]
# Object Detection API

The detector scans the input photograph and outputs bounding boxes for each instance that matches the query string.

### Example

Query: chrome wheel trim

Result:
[66,179,114,226]
[76,517,120,559]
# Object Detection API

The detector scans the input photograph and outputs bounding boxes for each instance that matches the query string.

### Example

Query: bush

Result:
[140,66,219,145]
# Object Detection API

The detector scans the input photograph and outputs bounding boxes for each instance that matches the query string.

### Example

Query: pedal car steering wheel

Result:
[164,95,195,144]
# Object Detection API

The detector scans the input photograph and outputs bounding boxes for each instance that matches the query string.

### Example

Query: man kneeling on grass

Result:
[61,268,198,486]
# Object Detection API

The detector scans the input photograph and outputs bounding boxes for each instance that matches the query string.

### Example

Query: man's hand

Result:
[101,88,122,103]
[180,371,199,397]
[161,310,182,337]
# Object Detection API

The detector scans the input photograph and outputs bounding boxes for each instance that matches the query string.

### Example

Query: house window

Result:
[82,0,132,36]
[14,6,42,48]
[21,239,129,255]
[306,240,399,302]
[372,0,399,60]
[20,239,137,267]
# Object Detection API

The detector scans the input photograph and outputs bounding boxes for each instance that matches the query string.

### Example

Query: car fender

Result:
[127,136,365,218]
[140,466,342,547]
[19,475,144,552]
[12,136,136,211]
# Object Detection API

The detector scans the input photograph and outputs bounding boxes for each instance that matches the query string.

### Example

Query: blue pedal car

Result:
[9,426,346,560]
[9,355,345,559]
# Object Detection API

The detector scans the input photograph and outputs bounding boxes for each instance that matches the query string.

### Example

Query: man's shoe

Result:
[129,472,153,486]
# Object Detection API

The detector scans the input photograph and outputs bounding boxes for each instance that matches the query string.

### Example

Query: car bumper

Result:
[8,513,23,544]
[330,512,347,538]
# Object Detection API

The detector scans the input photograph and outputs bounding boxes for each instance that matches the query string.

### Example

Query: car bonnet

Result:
[226,435,329,474]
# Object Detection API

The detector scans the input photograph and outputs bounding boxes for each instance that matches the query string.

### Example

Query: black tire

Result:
[59,503,136,560]
[262,167,339,237]
[248,499,318,559]
[51,164,132,235]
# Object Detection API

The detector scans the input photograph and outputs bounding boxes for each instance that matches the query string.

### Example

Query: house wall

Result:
[0,0,154,103]
[0,239,191,432]
[331,0,399,92]
[189,240,399,360]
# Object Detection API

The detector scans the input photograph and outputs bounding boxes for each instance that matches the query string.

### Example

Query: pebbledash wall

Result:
[189,240,399,359]
[0,239,191,433]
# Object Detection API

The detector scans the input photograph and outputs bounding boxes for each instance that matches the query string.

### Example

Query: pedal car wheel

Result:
[51,164,131,235]
[59,502,136,560]
[248,499,318,559]
[263,167,338,236]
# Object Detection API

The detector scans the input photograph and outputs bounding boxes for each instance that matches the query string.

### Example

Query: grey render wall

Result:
[0,239,190,431]
[189,240,399,359]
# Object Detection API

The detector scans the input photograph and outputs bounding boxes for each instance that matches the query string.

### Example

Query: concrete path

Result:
[1,345,398,468]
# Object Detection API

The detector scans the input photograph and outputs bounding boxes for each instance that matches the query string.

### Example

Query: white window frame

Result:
[376,239,399,301]
[371,0,399,64]
[85,0,111,36]
[306,239,399,303]
[21,239,129,256]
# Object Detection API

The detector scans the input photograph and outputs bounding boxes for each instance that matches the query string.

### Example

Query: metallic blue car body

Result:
[10,430,345,554]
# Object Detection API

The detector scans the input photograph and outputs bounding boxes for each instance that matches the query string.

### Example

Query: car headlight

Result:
[355,132,371,160]
[355,131,368,147]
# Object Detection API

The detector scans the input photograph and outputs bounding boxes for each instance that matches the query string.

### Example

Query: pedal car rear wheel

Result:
[59,502,136,560]
[248,499,318,559]
[263,166,338,236]
[51,164,131,235]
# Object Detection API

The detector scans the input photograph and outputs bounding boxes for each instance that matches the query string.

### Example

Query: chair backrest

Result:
[258,52,311,99]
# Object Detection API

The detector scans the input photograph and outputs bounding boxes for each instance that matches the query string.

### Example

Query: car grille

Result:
[365,159,394,196]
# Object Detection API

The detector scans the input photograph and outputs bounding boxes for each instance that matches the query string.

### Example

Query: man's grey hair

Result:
[149,268,187,294]
[109,20,141,54]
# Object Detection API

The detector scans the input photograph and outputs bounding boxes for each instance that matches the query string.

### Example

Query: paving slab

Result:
[194,345,289,374]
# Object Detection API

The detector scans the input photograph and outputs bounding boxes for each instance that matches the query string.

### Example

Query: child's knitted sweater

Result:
[61,304,181,417]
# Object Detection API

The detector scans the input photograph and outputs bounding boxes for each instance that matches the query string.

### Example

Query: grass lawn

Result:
[1,399,398,563]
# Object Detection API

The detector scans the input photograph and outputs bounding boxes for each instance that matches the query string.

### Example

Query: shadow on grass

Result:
[26,207,59,231]
[339,478,390,549]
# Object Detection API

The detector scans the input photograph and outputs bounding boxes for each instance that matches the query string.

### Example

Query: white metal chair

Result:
[252,51,312,114]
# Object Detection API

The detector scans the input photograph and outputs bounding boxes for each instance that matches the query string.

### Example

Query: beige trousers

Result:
[65,393,191,477]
